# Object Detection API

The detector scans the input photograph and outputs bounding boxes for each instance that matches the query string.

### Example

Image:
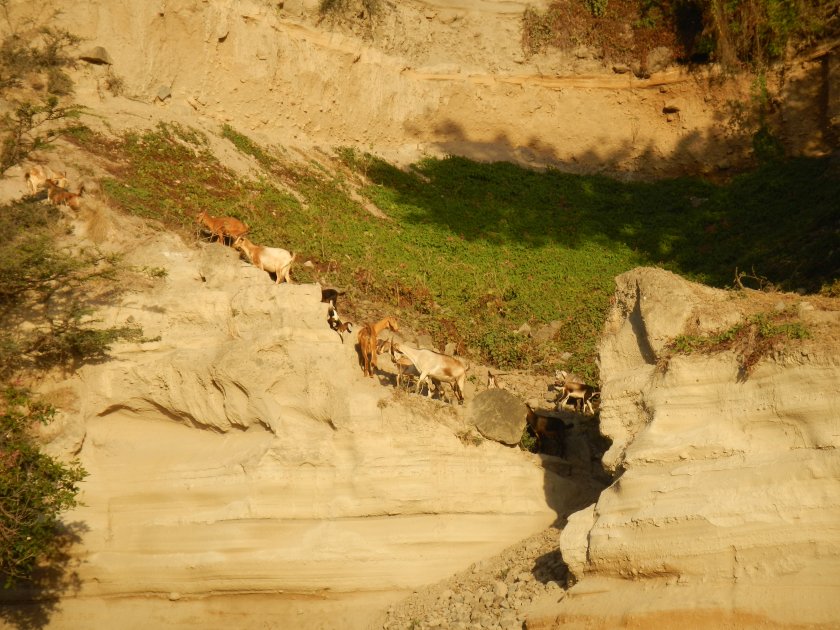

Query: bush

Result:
[0,96,83,174]
[0,387,87,588]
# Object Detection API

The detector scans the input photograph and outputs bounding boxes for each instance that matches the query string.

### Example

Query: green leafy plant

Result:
[72,123,838,383]
[583,0,608,18]
[0,386,87,588]
[662,308,810,378]
[0,96,83,174]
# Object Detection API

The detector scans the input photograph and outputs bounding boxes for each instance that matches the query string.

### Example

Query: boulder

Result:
[469,389,528,446]
[79,46,113,65]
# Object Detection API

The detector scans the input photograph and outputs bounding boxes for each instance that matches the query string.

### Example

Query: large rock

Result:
[470,388,528,446]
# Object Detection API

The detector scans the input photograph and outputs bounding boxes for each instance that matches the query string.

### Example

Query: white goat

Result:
[234,237,295,284]
[391,341,468,404]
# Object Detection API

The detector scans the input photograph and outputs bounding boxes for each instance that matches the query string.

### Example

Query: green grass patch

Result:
[71,123,838,381]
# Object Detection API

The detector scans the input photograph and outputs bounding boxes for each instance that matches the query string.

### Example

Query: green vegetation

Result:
[522,0,839,67]
[1,387,87,588]
[0,14,83,173]
[69,123,838,385]
[662,308,810,377]
[318,0,381,18]
[0,95,83,174]
[0,198,150,587]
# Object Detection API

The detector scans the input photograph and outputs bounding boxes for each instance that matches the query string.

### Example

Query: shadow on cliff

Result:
[0,521,87,630]
[366,114,839,292]
[529,404,613,586]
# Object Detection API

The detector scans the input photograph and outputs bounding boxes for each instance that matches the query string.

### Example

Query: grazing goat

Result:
[327,302,353,343]
[196,210,249,244]
[45,178,83,211]
[234,237,295,284]
[555,370,599,415]
[390,341,468,404]
[357,317,399,378]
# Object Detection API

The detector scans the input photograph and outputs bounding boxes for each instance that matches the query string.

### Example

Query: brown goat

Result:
[525,404,567,456]
[196,210,249,244]
[357,316,399,378]
[45,178,82,211]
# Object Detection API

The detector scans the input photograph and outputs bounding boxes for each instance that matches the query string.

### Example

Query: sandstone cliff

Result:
[528,268,840,628]
[1,202,598,629]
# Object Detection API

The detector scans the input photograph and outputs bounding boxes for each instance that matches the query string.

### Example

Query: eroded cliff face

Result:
[2,201,598,629]
[9,0,834,178]
[533,268,840,628]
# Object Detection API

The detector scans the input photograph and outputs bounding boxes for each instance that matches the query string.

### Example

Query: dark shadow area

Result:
[370,114,839,293]
[0,521,88,630]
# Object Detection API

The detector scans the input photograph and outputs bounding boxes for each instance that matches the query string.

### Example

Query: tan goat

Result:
[196,210,249,244]
[554,370,599,415]
[357,317,399,378]
[390,341,468,404]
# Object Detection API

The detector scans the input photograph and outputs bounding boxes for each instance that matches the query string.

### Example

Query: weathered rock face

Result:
[10,0,833,177]
[13,207,596,628]
[533,268,840,628]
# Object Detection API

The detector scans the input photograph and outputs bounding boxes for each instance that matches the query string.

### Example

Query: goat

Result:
[234,237,295,284]
[45,178,83,211]
[327,302,353,343]
[554,370,599,415]
[357,316,399,378]
[525,403,567,455]
[196,210,249,244]
[24,165,50,195]
[390,341,468,404]
[321,288,345,307]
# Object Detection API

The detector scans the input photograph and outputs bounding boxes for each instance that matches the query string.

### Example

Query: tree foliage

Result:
[0,387,87,588]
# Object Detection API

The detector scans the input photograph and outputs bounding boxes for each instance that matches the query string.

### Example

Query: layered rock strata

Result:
[530,268,840,628]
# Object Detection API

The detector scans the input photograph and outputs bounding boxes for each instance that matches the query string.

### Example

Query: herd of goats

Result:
[23,165,601,417]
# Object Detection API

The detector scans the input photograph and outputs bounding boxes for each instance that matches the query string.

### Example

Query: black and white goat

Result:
[327,302,353,343]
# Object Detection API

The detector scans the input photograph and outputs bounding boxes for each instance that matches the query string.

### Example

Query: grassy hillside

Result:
[68,122,839,382]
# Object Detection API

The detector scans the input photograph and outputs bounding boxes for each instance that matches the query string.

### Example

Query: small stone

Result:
[168,592,181,601]
[79,45,112,65]
[493,581,508,599]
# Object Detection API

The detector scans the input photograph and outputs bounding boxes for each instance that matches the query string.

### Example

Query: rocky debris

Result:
[79,46,113,65]
[645,46,673,74]
[469,389,528,446]
[380,527,569,630]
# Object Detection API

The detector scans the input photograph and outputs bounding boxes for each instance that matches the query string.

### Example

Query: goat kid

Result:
[233,237,295,284]
[357,317,399,378]
[391,341,467,404]
[327,302,353,343]
[196,210,249,244]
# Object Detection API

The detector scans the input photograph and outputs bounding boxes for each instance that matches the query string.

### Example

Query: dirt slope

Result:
[9,0,836,180]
